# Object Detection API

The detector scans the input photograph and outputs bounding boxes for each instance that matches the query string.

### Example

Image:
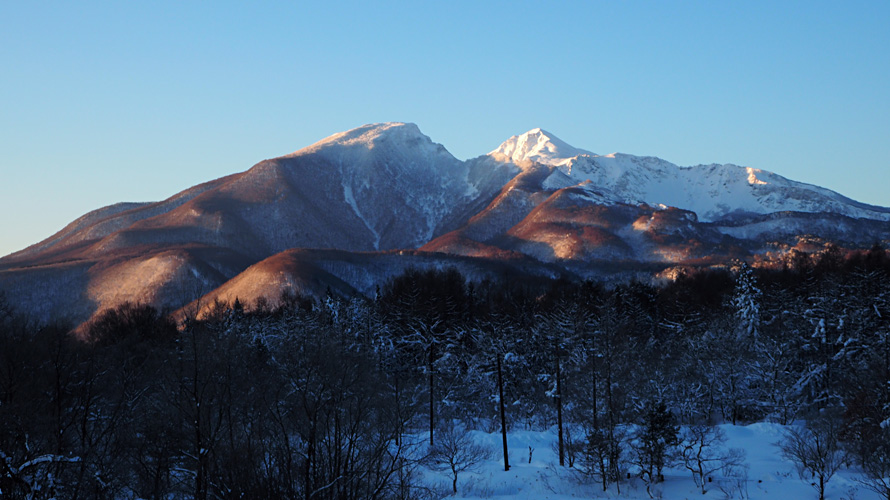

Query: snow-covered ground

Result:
[421,423,875,500]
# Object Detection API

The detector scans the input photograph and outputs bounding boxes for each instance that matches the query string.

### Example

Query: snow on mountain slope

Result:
[1,175,237,264]
[178,249,358,320]
[7,202,150,258]
[422,128,890,268]
[492,128,594,167]
[178,247,563,320]
[2,123,510,267]
[490,130,890,223]
[281,122,502,250]
[0,123,516,327]
[2,121,889,329]
[0,244,245,328]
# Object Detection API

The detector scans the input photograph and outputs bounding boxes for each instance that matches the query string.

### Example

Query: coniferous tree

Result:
[631,401,679,491]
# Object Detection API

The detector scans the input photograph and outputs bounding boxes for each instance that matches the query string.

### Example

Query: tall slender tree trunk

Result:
[190,332,208,500]
[556,357,565,467]
[592,360,608,491]
[394,375,402,447]
[607,357,620,494]
[497,352,510,471]
[429,343,435,446]
[306,419,316,498]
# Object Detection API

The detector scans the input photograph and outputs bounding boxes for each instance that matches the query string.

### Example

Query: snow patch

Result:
[747,167,768,185]
[343,182,381,250]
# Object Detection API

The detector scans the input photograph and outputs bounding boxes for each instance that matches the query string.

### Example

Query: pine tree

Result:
[632,401,679,487]
[732,261,762,342]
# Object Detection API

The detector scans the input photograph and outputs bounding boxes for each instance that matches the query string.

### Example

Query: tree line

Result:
[1,244,889,499]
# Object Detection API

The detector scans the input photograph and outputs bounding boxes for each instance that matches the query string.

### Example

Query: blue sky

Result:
[2,1,888,258]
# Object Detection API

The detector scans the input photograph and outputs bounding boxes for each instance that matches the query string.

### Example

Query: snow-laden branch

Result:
[12,454,81,475]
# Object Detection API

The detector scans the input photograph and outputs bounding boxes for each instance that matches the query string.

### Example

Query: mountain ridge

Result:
[2,122,888,328]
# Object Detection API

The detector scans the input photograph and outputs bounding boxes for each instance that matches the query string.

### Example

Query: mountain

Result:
[489,129,890,222]
[2,122,888,327]
[5,123,511,264]
[425,128,890,264]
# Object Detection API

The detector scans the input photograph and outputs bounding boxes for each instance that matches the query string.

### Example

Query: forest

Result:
[1,244,890,500]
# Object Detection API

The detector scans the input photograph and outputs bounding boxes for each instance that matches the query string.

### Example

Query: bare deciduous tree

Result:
[777,414,846,500]
[679,424,746,494]
[426,423,492,494]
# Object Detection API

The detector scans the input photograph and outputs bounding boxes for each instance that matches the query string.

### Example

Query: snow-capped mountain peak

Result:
[488,129,890,224]
[491,128,594,166]
[4,121,890,331]
[561,154,890,223]
[267,122,506,252]
[288,122,455,162]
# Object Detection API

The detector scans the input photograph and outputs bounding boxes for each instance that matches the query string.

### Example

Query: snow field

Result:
[419,423,878,500]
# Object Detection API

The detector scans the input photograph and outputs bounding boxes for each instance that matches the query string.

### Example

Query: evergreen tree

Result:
[632,401,679,488]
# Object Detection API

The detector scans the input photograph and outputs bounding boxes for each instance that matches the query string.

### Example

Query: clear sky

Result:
[1,1,888,258]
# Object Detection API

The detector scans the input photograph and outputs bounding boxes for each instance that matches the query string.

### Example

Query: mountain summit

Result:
[490,130,890,224]
[2,122,889,327]
[491,128,593,166]
[289,122,448,160]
